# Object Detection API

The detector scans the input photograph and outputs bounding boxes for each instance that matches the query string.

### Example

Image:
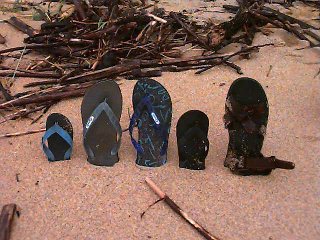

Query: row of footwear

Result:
[42,77,295,176]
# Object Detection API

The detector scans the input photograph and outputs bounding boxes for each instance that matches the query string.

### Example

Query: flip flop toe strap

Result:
[129,95,168,155]
[83,100,122,159]
[42,124,73,161]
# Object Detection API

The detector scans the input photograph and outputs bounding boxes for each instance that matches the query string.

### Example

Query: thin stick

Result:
[0,128,45,138]
[0,204,17,240]
[195,43,273,74]
[170,12,210,50]
[11,45,26,81]
[0,71,61,78]
[146,13,167,24]
[145,177,221,240]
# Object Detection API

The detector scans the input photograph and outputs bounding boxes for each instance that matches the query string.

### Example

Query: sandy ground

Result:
[0,1,320,240]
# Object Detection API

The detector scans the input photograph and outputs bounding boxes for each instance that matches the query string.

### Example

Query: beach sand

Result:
[0,1,319,239]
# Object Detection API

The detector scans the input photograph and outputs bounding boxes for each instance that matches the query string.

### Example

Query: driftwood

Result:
[0,204,17,240]
[0,0,318,123]
[145,178,221,240]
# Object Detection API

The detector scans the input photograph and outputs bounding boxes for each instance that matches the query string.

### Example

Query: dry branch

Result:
[0,204,17,240]
[0,129,45,138]
[145,178,221,240]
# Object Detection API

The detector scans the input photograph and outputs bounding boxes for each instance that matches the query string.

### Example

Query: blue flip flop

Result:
[42,113,73,162]
[129,78,172,167]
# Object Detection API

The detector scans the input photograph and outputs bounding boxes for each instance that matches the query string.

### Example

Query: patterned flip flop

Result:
[129,78,172,167]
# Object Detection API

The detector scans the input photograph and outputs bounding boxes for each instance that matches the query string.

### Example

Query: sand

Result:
[0,1,319,240]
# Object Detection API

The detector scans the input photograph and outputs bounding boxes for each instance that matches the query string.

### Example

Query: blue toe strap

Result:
[42,124,73,161]
[83,99,122,160]
[129,95,168,156]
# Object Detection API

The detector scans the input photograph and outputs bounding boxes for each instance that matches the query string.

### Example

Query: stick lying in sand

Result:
[0,128,45,138]
[145,177,221,240]
[0,204,17,240]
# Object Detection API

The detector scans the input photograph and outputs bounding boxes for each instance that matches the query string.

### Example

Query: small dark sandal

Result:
[177,110,209,170]
[42,113,73,162]
[129,78,172,167]
[224,77,295,175]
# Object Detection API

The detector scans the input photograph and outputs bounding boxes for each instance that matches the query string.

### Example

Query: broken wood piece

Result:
[145,177,221,240]
[0,204,17,240]
[64,62,140,83]
[7,17,37,37]
[0,129,45,138]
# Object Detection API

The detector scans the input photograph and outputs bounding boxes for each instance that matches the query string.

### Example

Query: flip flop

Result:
[42,113,73,162]
[129,78,172,167]
[224,77,295,175]
[176,110,209,170]
[81,80,122,166]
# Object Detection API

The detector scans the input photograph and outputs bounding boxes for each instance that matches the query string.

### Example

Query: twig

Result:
[31,104,54,124]
[0,105,46,124]
[170,12,210,50]
[0,71,61,78]
[224,61,243,74]
[195,43,273,74]
[140,198,164,219]
[0,88,86,109]
[145,177,221,240]
[262,6,319,30]
[0,43,68,55]
[11,45,27,81]
[7,17,38,36]
[0,128,45,138]
[0,204,17,240]
[146,13,167,24]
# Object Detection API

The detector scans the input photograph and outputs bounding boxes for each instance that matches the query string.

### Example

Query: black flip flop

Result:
[42,113,73,162]
[81,80,122,166]
[177,110,209,170]
[224,77,295,175]
[129,78,172,167]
